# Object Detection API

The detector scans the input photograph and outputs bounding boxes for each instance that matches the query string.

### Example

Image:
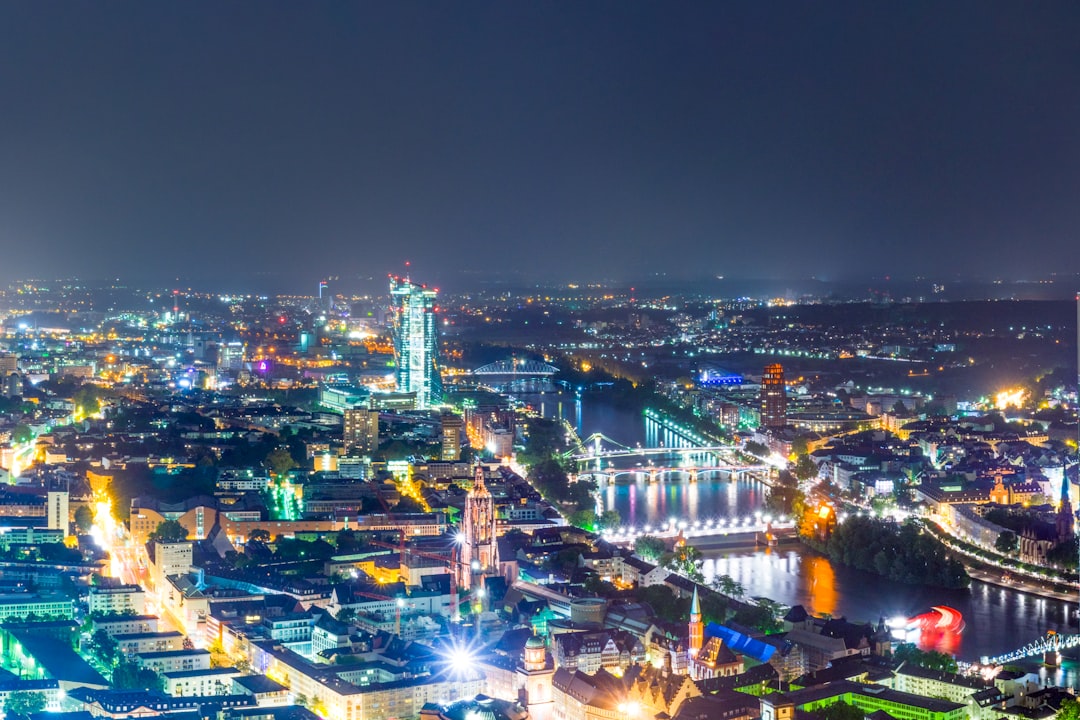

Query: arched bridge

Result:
[472,359,559,375]
[973,632,1080,668]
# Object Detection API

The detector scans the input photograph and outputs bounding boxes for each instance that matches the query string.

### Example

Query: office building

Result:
[389,276,441,409]
[88,584,147,616]
[0,355,17,375]
[440,414,464,461]
[760,363,787,429]
[343,408,380,454]
[46,491,68,533]
[217,342,245,373]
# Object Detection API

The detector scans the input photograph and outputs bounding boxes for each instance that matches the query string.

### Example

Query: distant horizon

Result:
[4,270,1080,302]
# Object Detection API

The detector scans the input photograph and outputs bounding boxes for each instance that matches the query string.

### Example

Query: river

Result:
[519,387,1080,680]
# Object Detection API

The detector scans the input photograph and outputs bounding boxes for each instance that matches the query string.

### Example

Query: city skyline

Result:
[1,3,1079,287]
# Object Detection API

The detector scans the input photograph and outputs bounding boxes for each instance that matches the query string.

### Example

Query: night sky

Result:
[1,2,1079,290]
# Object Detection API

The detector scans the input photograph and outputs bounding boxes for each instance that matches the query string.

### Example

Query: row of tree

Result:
[809,516,969,589]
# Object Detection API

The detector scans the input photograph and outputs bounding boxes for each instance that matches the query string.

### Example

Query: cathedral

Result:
[460,465,498,591]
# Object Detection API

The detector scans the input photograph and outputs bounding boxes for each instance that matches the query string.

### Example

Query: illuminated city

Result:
[0,4,1079,720]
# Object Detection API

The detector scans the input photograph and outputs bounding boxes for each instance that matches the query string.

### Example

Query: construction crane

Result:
[369,536,465,622]
[345,585,408,637]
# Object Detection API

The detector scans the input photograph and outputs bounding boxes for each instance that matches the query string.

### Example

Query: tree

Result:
[1057,698,1080,720]
[88,629,120,667]
[793,455,818,482]
[892,643,958,673]
[248,528,271,543]
[567,509,596,530]
[112,661,165,691]
[994,530,1019,555]
[664,545,704,583]
[72,386,104,416]
[148,519,188,544]
[4,690,46,718]
[11,424,33,445]
[744,440,769,457]
[266,447,298,476]
[596,510,621,531]
[711,574,745,598]
[813,700,864,720]
[634,535,666,562]
[74,505,94,533]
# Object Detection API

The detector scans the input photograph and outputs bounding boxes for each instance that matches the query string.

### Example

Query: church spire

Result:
[688,585,704,670]
[1057,475,1074,543]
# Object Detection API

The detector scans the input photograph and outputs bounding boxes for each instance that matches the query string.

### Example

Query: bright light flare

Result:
[439,638,481,678]
[994,388,1026,410]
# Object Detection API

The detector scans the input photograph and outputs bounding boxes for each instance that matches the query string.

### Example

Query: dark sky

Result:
[1,2,1079,290]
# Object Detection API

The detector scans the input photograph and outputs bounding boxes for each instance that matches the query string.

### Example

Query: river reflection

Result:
[518,388,1080,685]
[602,477,766,528]
[702,548,1077,671]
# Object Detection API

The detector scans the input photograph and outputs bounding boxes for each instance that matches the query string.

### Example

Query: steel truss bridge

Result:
[566,432,769,480]
[570,446,737,461]
[472,359,559,376]
[577,465,769,483]
[972,632,1080,668]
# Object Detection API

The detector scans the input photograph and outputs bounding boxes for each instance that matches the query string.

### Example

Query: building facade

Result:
[344,409,380,455]
[460,467,498,591]
[390,276,441,409]
[760,363,787,429]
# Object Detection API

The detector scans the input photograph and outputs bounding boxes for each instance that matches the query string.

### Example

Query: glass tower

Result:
[389,276,441,408]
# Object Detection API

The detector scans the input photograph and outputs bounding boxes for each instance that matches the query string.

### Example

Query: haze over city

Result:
[2,2,1080,289]
[2,5,1080,720]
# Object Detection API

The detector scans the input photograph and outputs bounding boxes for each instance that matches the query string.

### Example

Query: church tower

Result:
[688,585,703,670]
[1057,476,1074,543]
[516,634,554,720]
[460,465,498,590]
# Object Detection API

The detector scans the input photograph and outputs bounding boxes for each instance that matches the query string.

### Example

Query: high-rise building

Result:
[343,408,380,454]
[47,491,69,533]
[0,354,17,376]
[389,276,441,409]
[440,414,464,461]
[459,466,497,591]
[760,363,787,429]
[216,342,245,373]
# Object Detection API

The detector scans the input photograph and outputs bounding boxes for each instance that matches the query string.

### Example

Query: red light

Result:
[278,316,286,324]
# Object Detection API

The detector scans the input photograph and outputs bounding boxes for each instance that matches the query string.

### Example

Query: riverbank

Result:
[689,529,800,551]
[924,520,1079,598]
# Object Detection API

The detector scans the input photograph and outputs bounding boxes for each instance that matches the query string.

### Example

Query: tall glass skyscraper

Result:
[389,276,441,408]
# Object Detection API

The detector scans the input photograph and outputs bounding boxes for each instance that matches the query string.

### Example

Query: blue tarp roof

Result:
[705,622,775,663]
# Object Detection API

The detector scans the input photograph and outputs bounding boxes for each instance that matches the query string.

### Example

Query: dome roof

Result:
[525,635,545,649]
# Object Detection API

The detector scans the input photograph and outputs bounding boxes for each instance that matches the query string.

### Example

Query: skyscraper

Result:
[760,363,787,429]
[389,276,441,409]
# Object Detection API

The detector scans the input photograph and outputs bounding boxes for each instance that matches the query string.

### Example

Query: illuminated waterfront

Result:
[521,386,1080,674]
[704,547,1079,683]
